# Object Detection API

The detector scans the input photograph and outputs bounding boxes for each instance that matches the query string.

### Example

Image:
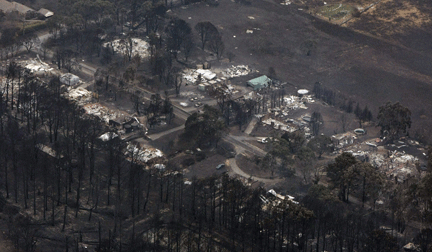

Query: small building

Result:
[38,8,54,18]
[60,73,80,86]
[247,75,271,90]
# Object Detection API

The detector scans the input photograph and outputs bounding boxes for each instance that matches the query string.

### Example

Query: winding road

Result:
[228,158,283,184]
[33,31,280,184]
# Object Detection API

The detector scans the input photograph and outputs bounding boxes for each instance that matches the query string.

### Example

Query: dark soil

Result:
[236,153,269,177]
[183,152,228,179]
[172,0,432,142]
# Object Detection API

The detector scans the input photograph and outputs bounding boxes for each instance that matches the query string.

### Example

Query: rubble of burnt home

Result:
[339,136,425,184]
[65,87,93,105]
[370,150,420,183]
[182,64,254,86]
[332,132,358,149]
[260,189,299,212]
[103,38,150,59]
[125,143,166,168]
[222,65,255,78]
[254,91,315,135]
[24,58,55,77]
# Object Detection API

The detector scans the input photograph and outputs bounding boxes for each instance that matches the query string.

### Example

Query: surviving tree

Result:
[326,152,357,202]
[182,105,226,148]
[310,111,323,136]
[165,18,192,58]
[377,102,411,141]
[307,134,333,158]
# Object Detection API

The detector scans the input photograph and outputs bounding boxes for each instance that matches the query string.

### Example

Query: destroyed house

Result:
[332,132,357,149]
[247,75,271,90]
[60,73,79,86]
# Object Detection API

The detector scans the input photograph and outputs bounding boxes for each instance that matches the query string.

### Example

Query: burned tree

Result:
[208,34,224,59]
[195,21,218,50]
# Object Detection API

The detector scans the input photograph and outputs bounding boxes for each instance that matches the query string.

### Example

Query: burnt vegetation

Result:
[0,0,432,251]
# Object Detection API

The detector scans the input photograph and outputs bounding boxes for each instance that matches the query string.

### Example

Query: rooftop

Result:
[247,75,271,90]
[38,8,54,18]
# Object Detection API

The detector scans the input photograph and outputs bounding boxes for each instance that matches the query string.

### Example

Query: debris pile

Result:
[98,132,118,142]
[262,118,297,133]
[256,92,317,136]
[179,91,205,99]
[222,65,254,78]
[65,87,93,105]
[197,69,216,80]
[283,95,310,110]
[262,94,313,120]
[24,58,53,75]
[103,38,150,59]
[125,143,164,165]
[261,189,298,211]
[83,103,122,123]
[369,150,419,182]
[182,69,216,83]
[154,164,166,171]
[332,132,357,149]
[280,0,291,5]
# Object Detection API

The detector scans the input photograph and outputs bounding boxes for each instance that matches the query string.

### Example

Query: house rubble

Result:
[98,132,118,142]
[24,58,54,76]
[182,68,217,83]
[222,65,254,78]
[369,150,419,183]
[65,87,93,105]
[332,132,357,149]
[178,91,205,99]
[83,103,122,123]
[125,143,165,165]
[342,138,423,183]
[256,92,315,134]
[261,118,298,133]
[103,38,150,59]
[261,189,299,211]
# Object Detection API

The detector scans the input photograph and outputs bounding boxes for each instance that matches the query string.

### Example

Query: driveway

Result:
[228,158,283,185]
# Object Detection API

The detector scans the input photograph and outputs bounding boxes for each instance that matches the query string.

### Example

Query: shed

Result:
[247,75,271,90]
[60,73,79,86]
[38,8,54,18]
